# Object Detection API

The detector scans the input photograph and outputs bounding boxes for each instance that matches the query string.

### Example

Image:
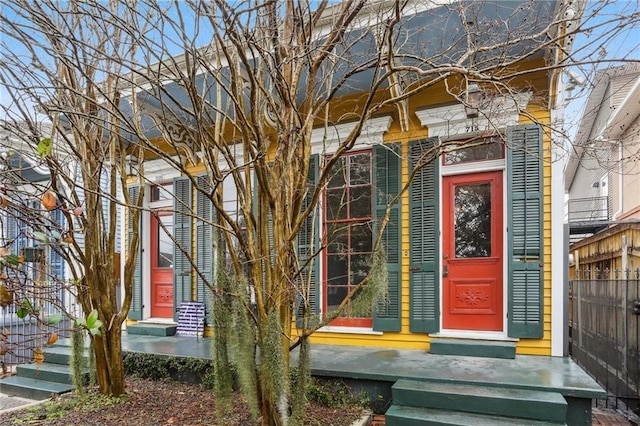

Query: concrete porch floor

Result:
[120,333,606,401]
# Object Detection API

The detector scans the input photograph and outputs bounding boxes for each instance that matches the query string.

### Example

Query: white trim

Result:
[310,116,393,155]
[141,206,151,320]
[551,129,566,356]
[415,93,532,138]
[438,161,508,335]
[142,157,181,184]
[317,326,383,336]
[440,159,505,176]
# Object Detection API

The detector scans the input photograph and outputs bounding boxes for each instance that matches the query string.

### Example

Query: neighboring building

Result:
[565,63,640,275]
[124,0,574,359]
[0,126,68,313]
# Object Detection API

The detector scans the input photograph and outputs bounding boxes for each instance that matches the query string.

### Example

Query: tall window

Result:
[324,151,373,326]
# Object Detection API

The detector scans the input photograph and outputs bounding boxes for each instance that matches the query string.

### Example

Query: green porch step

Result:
[0,376,74,400]
[40,345,90,366]
[429,339,516,359]
[392,379,567,423]
[16,362,88,385]
[127,323,177,336]
[385,405,566,426]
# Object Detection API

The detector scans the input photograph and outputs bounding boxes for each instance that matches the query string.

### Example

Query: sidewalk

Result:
[0,393,41,414]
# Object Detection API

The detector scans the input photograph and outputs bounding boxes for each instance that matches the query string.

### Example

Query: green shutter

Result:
[409,138,440,333]
[296,154,320,328]
[196,175,213,323]
[373,144,401,332]
[173,177,193,321]
[507,124,544,338]
[128,185,143,320]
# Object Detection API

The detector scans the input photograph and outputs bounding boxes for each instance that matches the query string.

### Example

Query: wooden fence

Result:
[569,268,640,412]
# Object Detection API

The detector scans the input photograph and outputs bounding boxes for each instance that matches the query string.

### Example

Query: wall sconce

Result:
[465,83,484,119]
[125,154,138,177]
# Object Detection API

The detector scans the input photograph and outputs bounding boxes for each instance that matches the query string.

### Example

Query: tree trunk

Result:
[92,324,125,396]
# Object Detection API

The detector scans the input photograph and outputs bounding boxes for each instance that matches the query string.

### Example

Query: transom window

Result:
[443,137,504,165]
[324,151,373,326]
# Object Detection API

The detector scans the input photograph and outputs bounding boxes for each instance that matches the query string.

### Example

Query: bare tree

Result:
[1,0,638,424]
[0,0,149,396]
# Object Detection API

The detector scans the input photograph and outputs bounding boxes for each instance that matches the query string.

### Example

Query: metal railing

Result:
[567,196,609,223]
[569,268,640,413]
[1,273,74,372]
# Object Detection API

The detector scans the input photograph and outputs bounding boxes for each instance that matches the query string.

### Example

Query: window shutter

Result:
[409,138,440,333]
[128,185,143,320]
[507,124,544,338]
[195,175,213,323]
[296,154,320,328]
[173,177,193,321]
[373,144,401,332]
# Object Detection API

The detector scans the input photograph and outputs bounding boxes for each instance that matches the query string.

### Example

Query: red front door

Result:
[151,212,174,318]
[442,171,503,331]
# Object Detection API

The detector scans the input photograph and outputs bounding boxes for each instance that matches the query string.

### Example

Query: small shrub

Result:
[123,352,216,387]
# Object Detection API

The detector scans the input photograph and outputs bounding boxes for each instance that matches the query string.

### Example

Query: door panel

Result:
[442,171,503,331]
[151,212,174,318]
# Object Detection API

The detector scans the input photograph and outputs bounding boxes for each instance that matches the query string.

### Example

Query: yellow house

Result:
[124,0,574,361]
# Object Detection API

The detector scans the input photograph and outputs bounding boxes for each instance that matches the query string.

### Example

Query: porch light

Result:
[465,83,483,119]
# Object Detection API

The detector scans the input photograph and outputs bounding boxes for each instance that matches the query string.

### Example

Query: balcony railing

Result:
[568,196,610,236]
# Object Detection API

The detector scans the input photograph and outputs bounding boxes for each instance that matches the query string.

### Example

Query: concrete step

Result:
[392,379,567,422]
[41,345,90,366]
[385,405,566,426]
[127,323,177,336]
[16,362,88,385]
[429,339,516,359]
[0,376,74,400]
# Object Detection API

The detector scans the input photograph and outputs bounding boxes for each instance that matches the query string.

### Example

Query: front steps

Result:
[127,321,177,337]
[0,342,89,400]
[429,338,516,359]
[386,379,567,425]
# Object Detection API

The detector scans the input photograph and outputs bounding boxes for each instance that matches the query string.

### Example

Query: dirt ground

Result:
[0,377,366,426]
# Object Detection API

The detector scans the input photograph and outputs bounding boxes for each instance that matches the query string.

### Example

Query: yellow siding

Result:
[311,82,555,355]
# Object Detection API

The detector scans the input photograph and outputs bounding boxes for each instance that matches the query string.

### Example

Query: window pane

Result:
[349,186,371,218]
[350,154,371,185]
[454,183,491,258]
[350,224,372,253]
[327,255,348,286]
[151,184,174,202]
[327,224,348,254]
[326,188,347,220]
[444,139,503,165]
[327,286,348,312]
[327,157,346,188]
[157,215,173,267]
[350,254,371,285]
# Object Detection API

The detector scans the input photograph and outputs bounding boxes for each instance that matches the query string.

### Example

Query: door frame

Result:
[141,180,176,321]
[439,159,508,338]
[150,210,174,318]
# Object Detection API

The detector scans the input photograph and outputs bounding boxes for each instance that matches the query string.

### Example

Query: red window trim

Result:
[322,150,373,328]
